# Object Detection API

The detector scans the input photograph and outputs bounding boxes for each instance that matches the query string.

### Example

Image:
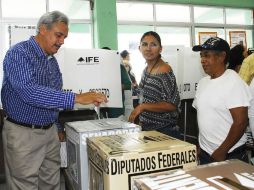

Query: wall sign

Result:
[198,32,217,45]
[229,31,247,47]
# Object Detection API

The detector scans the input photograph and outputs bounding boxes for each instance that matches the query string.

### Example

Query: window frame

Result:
[116,1,254,84]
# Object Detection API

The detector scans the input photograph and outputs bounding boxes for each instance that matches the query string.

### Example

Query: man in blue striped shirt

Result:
[1,11,107,190]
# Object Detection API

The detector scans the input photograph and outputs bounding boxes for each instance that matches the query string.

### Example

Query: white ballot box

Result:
[133,159,254,190]
[65,118,141,190]
[87,131,197,190]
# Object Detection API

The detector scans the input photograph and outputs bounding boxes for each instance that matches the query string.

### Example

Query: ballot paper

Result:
[133,159,254,190]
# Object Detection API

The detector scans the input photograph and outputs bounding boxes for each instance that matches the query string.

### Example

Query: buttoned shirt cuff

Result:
[64,92,76,110]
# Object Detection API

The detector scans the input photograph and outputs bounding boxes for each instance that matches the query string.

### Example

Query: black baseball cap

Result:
[192,37,230,54]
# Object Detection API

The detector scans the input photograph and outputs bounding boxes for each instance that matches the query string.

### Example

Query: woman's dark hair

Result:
[228,44,245,71]
[140,31,162,47]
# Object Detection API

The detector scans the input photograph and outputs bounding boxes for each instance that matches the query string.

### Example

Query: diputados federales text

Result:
[88,146,196,175]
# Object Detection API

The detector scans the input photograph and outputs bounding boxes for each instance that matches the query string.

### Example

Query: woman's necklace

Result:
[138,57,160,104]
[141,57,160,89]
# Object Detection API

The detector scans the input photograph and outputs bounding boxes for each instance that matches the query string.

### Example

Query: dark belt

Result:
[228,144,246,156]
[6,117,53,130]
[200,144,246,160]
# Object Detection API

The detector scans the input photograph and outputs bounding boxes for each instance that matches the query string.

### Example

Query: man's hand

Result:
[75,92,108,106]
[58,131,65,142]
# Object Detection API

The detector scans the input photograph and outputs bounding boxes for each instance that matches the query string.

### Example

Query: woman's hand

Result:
[128,104,144,123]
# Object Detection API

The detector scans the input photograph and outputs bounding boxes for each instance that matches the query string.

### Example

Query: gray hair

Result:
[36,11,69,34]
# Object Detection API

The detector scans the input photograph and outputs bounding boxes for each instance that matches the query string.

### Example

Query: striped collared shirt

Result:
[1,36,75,130]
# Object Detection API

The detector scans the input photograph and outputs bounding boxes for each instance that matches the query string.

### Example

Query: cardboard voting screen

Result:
[56,48,122,108]
[162,46,206,100]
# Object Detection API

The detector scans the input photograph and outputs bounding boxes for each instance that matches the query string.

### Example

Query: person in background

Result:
[248,79,254,138]
[120,50,138,87]
[1,11,107,190]
[239,49,254,85]
[120,50,139,108]
[102,47,132,118]
[128,31,181,138]
[227,44,248,73]
[192,37,251,165]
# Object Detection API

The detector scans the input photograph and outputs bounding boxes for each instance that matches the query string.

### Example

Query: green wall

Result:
[92,0,254,49]
[93,0,118,50]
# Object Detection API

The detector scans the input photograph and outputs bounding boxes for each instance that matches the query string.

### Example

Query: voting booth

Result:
[161,46,206,100]
[56,48,123,108]
[7,23,206,110]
